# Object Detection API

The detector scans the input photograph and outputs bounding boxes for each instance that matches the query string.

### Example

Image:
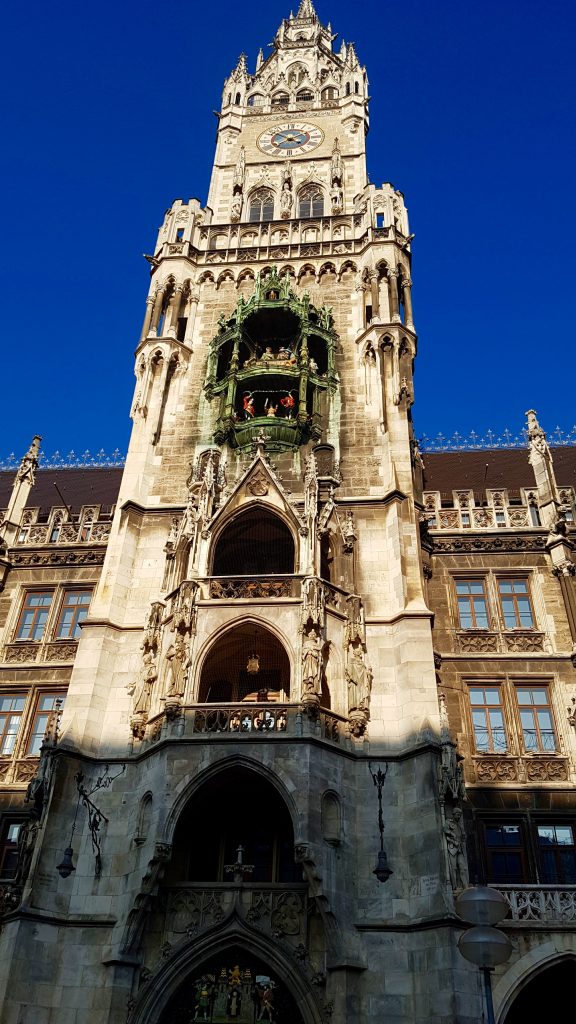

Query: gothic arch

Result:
[162,752,301,845]
[209,501,299,576]
[297,262,317,283]
[128,915,323,1024]
[198,270,215,285]
[216,270,236,289]
[191,614,296,704]
[337,259,357,280]
[318,261,337,280]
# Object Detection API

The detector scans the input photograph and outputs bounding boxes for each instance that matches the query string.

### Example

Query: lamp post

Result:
[455,886,512,1024]
[369,763,393,883]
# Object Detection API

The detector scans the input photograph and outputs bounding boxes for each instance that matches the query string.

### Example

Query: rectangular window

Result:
[16,591,53,641]
[485,823,526,883]
[0,695,26,755]
[497,579,534,628]
[469,686,507,753]
[55,590,92,639]
[27,694,64,756]
[456,579,489,629]
[537,824,576,884]
[0,821,22,879]
[516,687,556,752]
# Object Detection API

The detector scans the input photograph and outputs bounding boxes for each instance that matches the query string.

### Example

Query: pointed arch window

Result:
[296,89,314,103]
[249,190,274,223]
[298,186,324,219]
[271,92,289,109]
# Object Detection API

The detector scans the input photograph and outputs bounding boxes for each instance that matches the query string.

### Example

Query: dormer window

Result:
[249,189,274,223]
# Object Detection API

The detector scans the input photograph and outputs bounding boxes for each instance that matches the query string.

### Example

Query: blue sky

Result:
[1,0,575,460]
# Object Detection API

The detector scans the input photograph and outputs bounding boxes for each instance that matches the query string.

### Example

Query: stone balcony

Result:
[147,703,347,747]
[497,885,576,926]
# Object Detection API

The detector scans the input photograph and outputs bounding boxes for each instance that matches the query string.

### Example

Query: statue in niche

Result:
[346,641,371,713]
[165,635,188,699]
[342,509,356,552]
[444,807,469,890]
[302,628,322,697]
[345,594,365,646]
[230,194,243,223]
[144,602,164,652]
[280,180,293,219]
[131,650,158,717]
[330,184,343,215]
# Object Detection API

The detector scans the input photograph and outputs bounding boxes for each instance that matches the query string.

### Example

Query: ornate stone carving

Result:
[433,536,546,554]
[12,550,106,567]
[301,627,323,708]
[16,436,41,485]
[475,758,518,782]
[503,632,544,653]
[4,644,38,664]
[525,758,568,782]
[301,577,325,632]
[210,578,293,599]
[247,469,269,496]
[120,843,172,956]
[193,705,288,735]
[438,693,465,804]
[44,642,78,662]
[341,510,356,552]
[457,632,499,654]
[346,641,371,734]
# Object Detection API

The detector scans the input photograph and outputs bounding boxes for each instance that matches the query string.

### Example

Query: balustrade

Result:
[497,885,576,925]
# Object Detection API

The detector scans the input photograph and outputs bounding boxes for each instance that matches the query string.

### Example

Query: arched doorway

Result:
[503,960,575,1023]
[212,509,295,576]
[198,624,291,703]
[158,947,307,1024]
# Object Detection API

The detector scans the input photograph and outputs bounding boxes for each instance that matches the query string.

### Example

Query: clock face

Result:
[257,122,324,157]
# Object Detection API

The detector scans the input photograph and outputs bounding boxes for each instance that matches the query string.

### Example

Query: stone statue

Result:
[342,509,356,552]
[165,635,187,699]
[230,194,242,223]
[444,808,469,890]
[132,650,158,716]
[346,642,371,712]
[280,181,293,219]
[330,184,343,215]
[302,628,322,695]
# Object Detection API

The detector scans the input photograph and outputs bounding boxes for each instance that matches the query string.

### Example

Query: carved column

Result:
[388,269,400,323]
[149,289,164,335]
[167,284,183,337]
[369,271,380,318]
[140,295,155,341]
[401,277,414,328]
[184,288,200,345]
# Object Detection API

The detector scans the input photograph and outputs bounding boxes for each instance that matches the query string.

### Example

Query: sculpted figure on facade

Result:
[280,180,293,219]
[230,194,243,223]
[301,576,325,632]
[165,634,189,702]
[131,650,158,720]
[346,641,371,714]
[301,627,322,703]
[444,808,469,891]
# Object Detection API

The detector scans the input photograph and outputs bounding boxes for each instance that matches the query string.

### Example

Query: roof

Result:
[423,447,576,498]
[0,467,123,514]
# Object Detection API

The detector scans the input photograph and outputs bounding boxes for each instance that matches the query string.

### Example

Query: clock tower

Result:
[0,4,473,1024]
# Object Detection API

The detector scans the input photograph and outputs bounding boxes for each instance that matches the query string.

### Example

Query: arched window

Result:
[298,186,324,218]
[248,93,264,107]
[235,92,241,105]
[296,89,314,103]
[321,792,341,844]
[249,189,274,223]
[354,81,360,94]
[271,92,289,108]
[345,82,351,96]
[321,86,337,101]
[212,508,295,576]
[168,768,300,883]
[198,623,291,703]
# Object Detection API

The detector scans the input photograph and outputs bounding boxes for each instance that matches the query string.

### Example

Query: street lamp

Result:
[455,886,512,1024]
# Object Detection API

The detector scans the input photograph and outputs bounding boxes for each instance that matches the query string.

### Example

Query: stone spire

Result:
[0,435,41,552]
[231,53,248,80]
[526,409,560,528]
[296,0,318,18]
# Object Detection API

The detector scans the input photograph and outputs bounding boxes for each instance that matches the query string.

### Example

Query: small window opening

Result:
[176,228,184,241]
[376,213,385,228]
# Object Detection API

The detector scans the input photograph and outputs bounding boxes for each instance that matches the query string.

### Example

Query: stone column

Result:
[388,269,400,323]
[401,276,414,328]
[167,285,183,337]
[149,290,164,335]
[184,288,200,345]
[140,295,155,341]
[369,271,380,318]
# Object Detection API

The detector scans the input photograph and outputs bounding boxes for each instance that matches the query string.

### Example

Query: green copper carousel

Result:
[206,268,338,451]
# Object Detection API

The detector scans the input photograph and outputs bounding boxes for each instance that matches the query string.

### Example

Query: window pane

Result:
[484,689,501,705]
[516,690,532,705]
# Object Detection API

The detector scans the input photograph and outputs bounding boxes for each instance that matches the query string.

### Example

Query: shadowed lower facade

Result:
[0,2,575,1021]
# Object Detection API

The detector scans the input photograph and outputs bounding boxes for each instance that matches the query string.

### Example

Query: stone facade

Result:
[0,3,574,1022]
